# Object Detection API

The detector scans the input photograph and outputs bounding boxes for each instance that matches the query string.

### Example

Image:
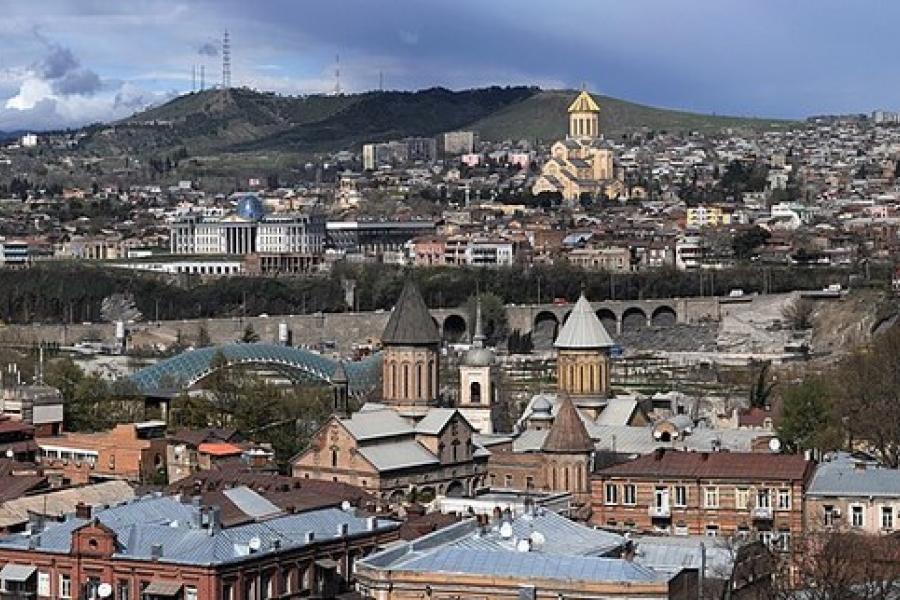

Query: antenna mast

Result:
[333,54,341,95]
[200,65,205,91]
[222,29,232,88]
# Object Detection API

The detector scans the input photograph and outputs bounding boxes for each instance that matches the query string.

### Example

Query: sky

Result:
[1,0,898,131]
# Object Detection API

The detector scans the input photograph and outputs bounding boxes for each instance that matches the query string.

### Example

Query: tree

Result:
[240,323,259,343]
[732,226,771,260]
[782,297,816,330]
[777,378,841,453]
[838,326,900,468]
[196,323,212,348]
[748,360,777,409]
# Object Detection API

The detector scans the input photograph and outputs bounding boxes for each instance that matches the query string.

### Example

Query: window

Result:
[705,524,719,537]
[116,580,129,600]
[604,483,618,505]
[525,476,534,490]
[776,530,792,552]
[823,505,837,527]
[777,489,791,510]
[185,587,198,600]
[851,505,864,528]
[759,530,774,546]
[756,488,771,508]
[674,486,687,507]
[704,487,719,508]
[59,574,72,599]
[623,484,636,505]
[504,474,513,487]
[735,488,749,510]
[736,526,750,541]
[37,572,50,597]
[882,506,894,530]
[674,524,689,536]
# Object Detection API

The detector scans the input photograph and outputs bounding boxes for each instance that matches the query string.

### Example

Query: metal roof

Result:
[807,452,900,498]
[553,293,615,349]
[381,547,667,584]
[414,409,458,435]
[0,495,398,567]
[341,408,414,442]
[128,343,381,396]
[358,440,440,472]
[222,486,281,519]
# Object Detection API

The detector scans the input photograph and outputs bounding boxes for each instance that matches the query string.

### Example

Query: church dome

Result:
[463,346,494,367]
[235,194,266,221]
[531,396,554,419]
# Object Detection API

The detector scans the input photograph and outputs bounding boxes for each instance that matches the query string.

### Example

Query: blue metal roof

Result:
[127,343,381,396]
[0,494,398,567]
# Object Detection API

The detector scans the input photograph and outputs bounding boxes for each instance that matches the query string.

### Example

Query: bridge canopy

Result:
[128,343,381,396]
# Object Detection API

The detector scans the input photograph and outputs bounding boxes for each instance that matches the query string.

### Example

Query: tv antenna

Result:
[222,29,232,88]
[333,54,341,95]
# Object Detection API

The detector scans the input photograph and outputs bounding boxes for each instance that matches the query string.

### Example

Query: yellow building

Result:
[532,90,617,202]
[685,205,734,228]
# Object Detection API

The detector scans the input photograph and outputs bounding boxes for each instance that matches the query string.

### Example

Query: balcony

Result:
[648,505,671,518]
[752,506,773,520]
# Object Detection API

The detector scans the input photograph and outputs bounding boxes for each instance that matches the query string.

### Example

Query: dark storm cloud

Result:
[53,68,102,95]
[38,44,79,80]
[32,29,102,96]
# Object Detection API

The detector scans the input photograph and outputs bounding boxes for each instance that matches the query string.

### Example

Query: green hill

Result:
[76,86,793,159]
[471,90,793,141]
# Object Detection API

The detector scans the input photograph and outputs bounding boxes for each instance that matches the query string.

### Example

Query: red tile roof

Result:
[595,449,813,482]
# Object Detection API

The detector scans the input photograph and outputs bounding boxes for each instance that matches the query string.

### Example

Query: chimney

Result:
[75,502,92,520]
[336,522,349,537]
[304,531,315,544]
[27,512,45,535]
[150,543,163,560]
[207,506,221,536]
[701,452,710,461]
[654,448,666,461]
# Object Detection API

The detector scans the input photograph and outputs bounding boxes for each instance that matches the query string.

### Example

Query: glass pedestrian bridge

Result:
[128,342,382,396]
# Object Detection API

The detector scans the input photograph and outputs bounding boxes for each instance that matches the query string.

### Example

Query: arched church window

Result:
[470,381,481,404]
[416,363,423,398]
[403,364,409,399]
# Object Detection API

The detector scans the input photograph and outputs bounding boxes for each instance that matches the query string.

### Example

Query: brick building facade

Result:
[591,449,814,550]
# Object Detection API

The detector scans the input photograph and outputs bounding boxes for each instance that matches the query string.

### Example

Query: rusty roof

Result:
[595,449,813,482]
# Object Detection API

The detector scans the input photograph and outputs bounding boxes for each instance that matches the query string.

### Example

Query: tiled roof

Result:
[381,281,440,345]
[596,449,812,481]
[542,396,594,453]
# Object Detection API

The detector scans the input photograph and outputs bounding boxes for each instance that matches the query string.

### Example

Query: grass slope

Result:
[470,89,795,142]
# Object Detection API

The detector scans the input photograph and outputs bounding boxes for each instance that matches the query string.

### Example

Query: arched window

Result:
[589,365,595,392]
[564,467,570,491]
[390,362,397,398]
[568,365,575,389]
[403,363,409,399]
[551,465,557,490]
[576,463,584,492]
[428,360,436,398]
[470,381,481,404]
[416,363,423,398]
[579,366,585,393]
[331,447,338,468]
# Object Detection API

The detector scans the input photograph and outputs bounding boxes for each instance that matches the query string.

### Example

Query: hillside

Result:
[74,86,793,159]
[471,90,793,141]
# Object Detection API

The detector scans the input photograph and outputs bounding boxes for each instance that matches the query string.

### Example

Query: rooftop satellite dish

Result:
[516,539,531,552]
[97,584,112,599]
[499,522,513,539]
[341,500,352,511]
[248,536,262,552]
[769,438,782,453]
[529,531,546,549]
